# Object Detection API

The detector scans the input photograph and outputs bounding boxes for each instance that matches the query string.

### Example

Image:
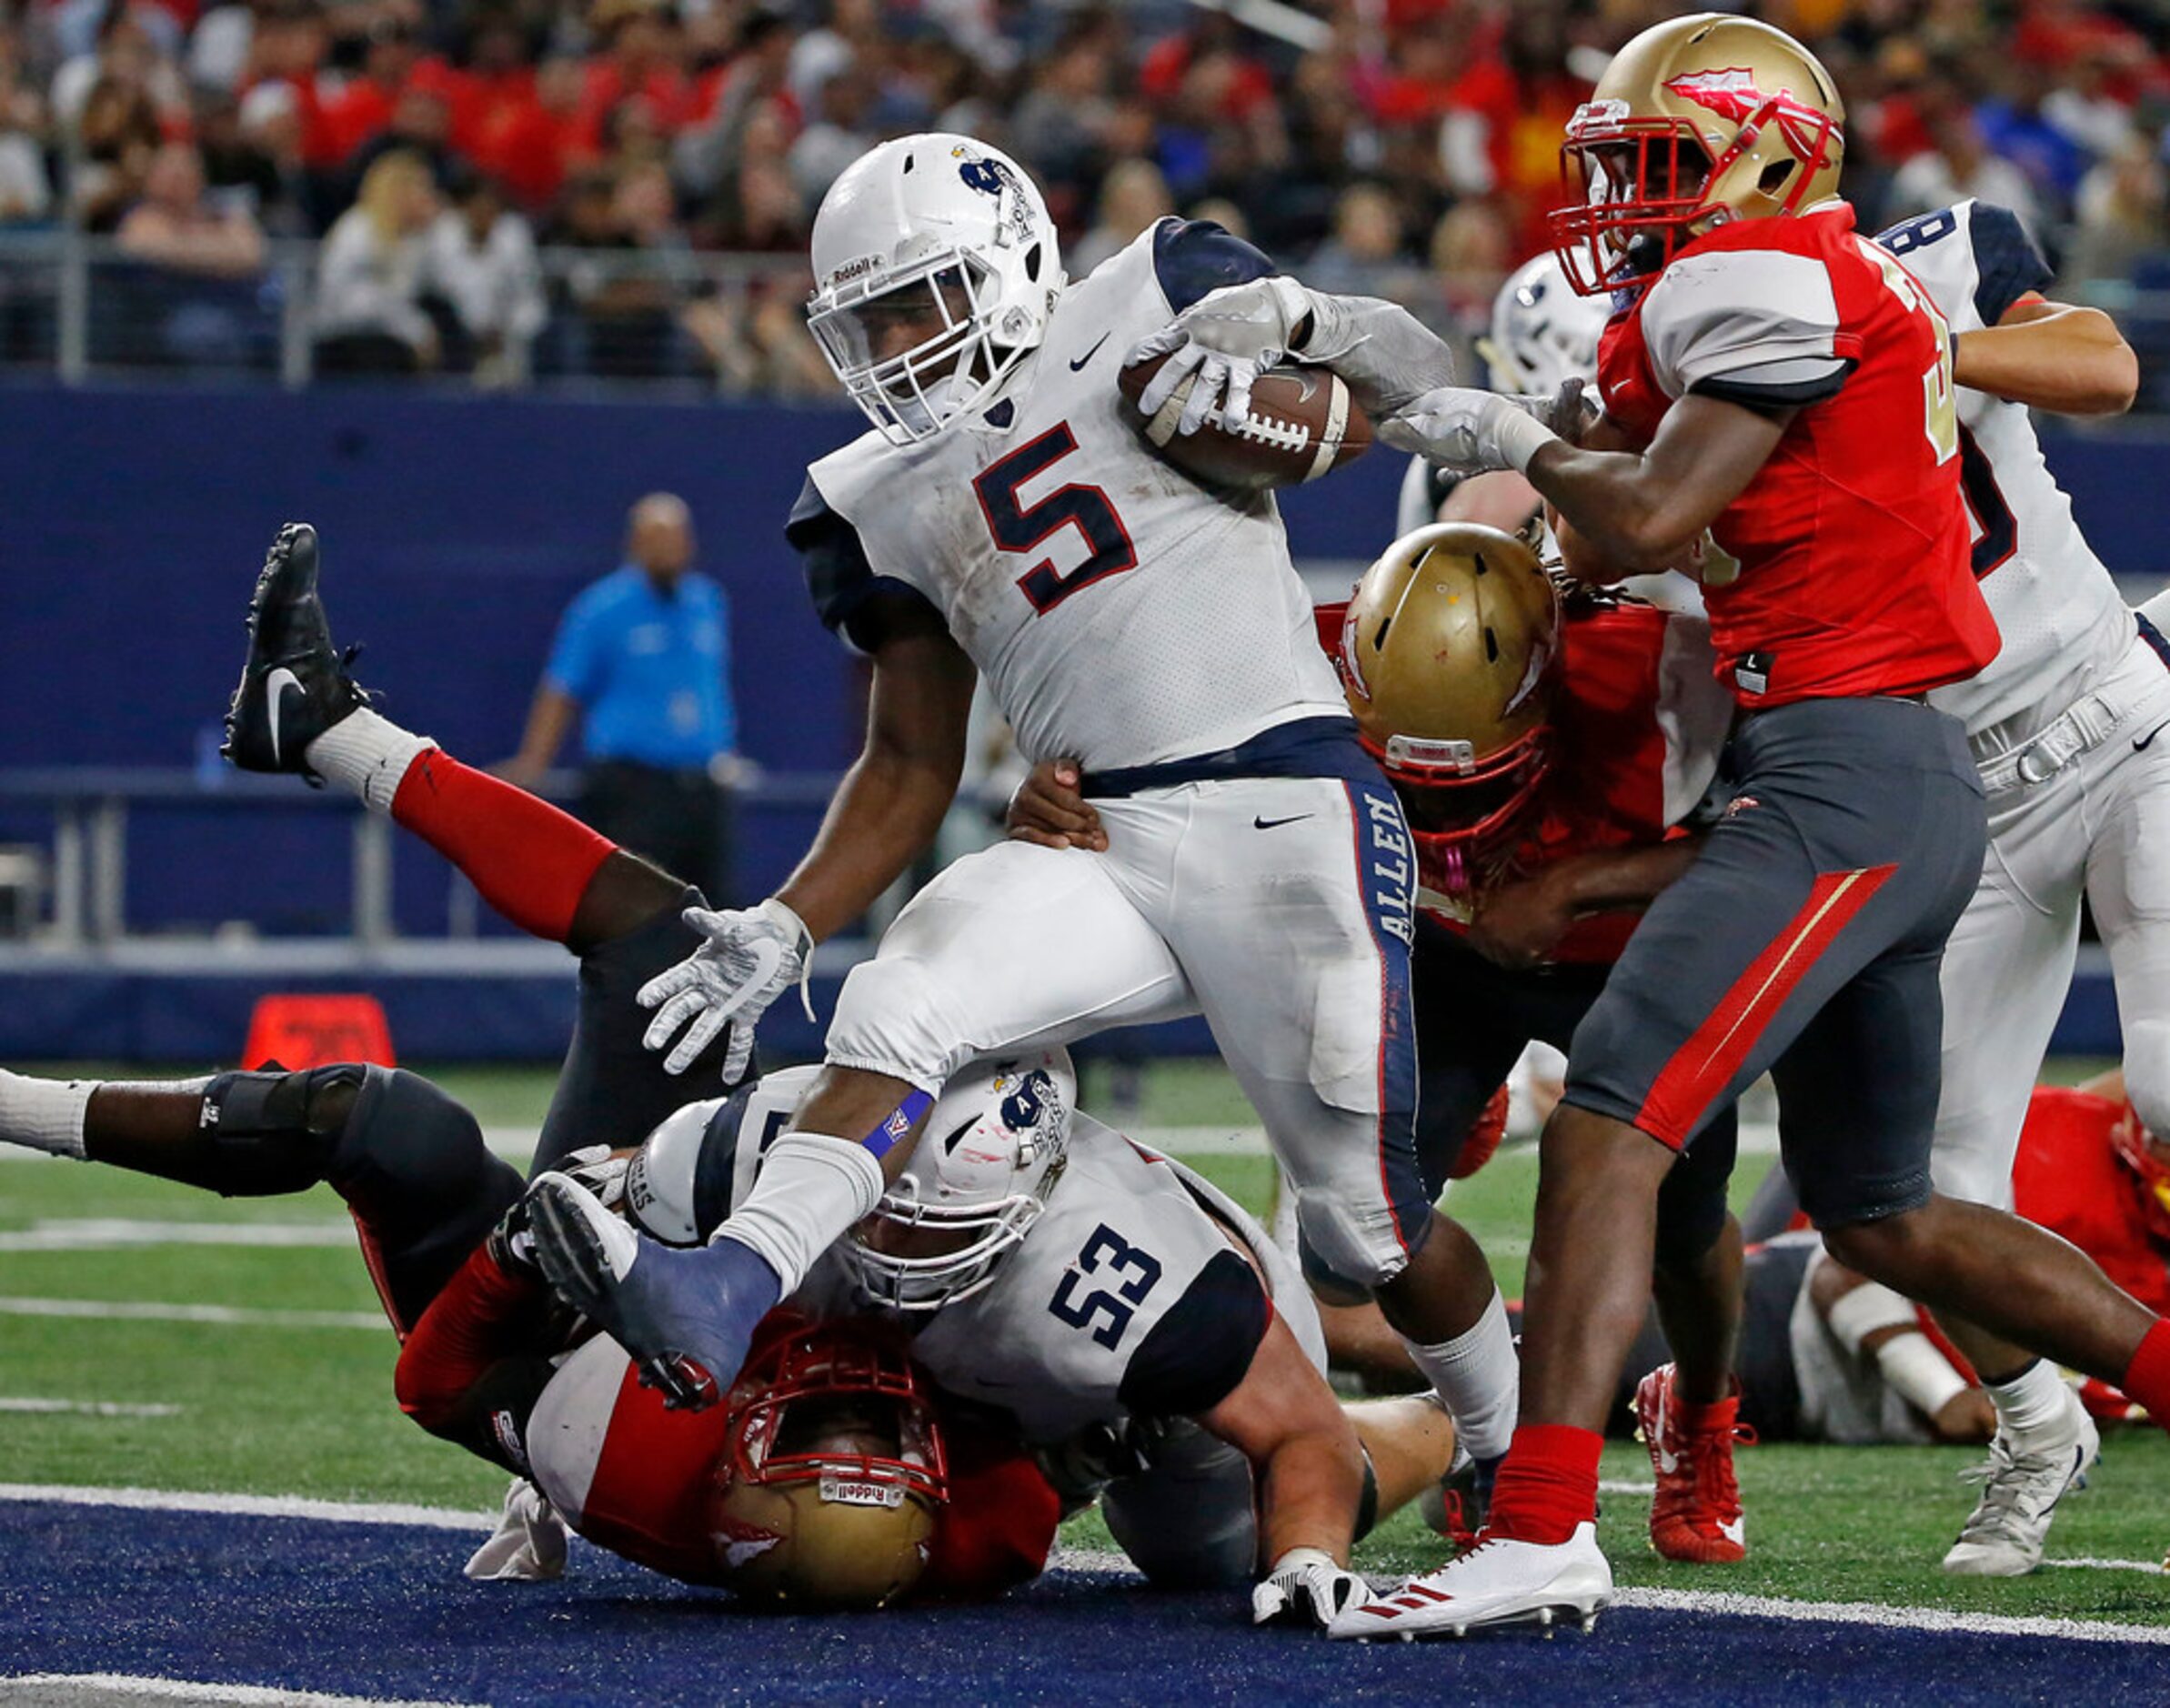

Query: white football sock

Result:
[714,1130,885,1296]
[305,709,435,814]
[0,1070,93,1159]
[1984,1356,2074,1441]
[1401,1289,1519,1463]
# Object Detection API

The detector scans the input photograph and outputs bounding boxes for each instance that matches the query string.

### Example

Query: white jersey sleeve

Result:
[1878,200,2133,739]
[789,219,1349,771]
[901,1116,1274,1442]
[1638,246,1852,407]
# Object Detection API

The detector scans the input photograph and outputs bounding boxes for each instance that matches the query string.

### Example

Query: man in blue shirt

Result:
[503,493,738,902]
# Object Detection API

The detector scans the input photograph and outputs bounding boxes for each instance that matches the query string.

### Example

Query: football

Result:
[1117,355,1373,491]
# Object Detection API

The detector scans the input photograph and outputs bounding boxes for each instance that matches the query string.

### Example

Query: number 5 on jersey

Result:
[974,424,1139,614]
[1049,1222,1161,1349]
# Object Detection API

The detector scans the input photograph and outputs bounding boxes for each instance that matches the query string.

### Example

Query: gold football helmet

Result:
[1336,523,1561,883]
[1549,14,1845,295]
[706,1315,947,1609]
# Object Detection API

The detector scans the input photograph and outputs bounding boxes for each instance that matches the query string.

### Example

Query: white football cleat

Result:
[1943,1394,2101,1577]
[1326,1522,1612,1641]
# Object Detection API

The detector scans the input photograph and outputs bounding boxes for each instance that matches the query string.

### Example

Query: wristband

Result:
[1823,1275,1919,1355]
[1494,405,1561,476]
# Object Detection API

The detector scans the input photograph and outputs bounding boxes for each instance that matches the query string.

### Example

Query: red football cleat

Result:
[1633,1362,1753,1564]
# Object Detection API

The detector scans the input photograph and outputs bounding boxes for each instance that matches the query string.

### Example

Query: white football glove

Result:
[637,897,812,1080]
[1251,1547,1372,1631]
[1127,275,1316,437]
[1380,387,1563,475]
[464,1478,568,1582]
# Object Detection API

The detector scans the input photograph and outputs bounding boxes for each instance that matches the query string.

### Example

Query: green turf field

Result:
[1,1060,2163,1627]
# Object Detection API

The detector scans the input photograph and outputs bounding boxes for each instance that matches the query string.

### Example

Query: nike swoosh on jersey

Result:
[266,667,304,766]
[1252,813,1313,830]
[1070,333,1111,372]
[2134,720,2170,751]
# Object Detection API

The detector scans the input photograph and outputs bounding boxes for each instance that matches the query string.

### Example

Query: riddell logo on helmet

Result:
[1664,67,1817,126]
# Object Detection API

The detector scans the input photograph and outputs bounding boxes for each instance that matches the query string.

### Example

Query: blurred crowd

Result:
[5,0,2170,393]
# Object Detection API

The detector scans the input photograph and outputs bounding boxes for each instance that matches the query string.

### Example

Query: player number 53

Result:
[1048,1222,1162,1349]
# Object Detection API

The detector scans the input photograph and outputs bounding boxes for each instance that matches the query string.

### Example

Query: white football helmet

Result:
[807,133,1064,446]
[840,1048,1075,1311]
[1477,251,1612,397]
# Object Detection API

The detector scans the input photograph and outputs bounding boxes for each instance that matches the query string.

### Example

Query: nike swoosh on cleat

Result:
[265,667,304,766]
[1253,813,1313,830]
[1070,333,1111,372]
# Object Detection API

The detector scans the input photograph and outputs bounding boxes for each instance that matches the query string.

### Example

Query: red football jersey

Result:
[2012,1089,2170,1321]
[1597,204,1999,708]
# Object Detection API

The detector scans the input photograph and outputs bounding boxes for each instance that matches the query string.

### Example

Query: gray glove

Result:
[637,898,812,1080]
[1381,387,1565,475]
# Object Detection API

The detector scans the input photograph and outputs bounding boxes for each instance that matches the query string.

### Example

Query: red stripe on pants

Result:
[1635,864,1895,1148]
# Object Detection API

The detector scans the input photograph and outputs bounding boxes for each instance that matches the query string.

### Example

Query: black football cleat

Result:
[222,522,369,779]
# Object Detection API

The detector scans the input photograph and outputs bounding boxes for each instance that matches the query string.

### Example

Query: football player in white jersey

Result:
[753,1048,1453,1624]
[523,133,1525,1493]
[1857,197,2155,1574]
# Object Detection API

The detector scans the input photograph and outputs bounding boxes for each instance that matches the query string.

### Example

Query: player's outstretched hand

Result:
[1381,387,1562,475]
[1006,759,1107,851]
[1251,1548,1372,1631]
[1128,275,1315,436]
[637,898,811,1079]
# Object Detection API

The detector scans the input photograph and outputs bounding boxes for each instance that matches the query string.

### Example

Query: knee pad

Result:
[328,1068,500,1215]
[2123,1017,2170,1141]
[199,1064,367,1196]
[825,957,965,1094]
[1293,1189,1411,1294]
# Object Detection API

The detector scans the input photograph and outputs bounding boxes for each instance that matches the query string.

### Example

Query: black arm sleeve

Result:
[1690,362,1855,413]
[1967,202,2054,327]
[786,473,942,654]
[1150,217,1279,313]
[1117,1249,1271,1418]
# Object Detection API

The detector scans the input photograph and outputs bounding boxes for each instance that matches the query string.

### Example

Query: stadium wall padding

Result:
[0,380,2145,1058]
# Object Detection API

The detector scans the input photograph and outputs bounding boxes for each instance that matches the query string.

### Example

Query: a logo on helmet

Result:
[1000,1070,1050,1136]
[1663,68,1821,129]
[957,156,1011,198]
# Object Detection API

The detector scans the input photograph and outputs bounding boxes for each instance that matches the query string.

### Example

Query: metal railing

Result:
[0,765,842,949]
[0,229,825,395]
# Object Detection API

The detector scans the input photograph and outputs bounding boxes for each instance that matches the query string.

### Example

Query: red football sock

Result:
[1486,1423,1603,1545]
[2119,1319,2170,1432]
[389,750,616,945]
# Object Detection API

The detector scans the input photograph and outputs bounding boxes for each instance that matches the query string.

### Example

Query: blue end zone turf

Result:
[5,1501,2166,1704]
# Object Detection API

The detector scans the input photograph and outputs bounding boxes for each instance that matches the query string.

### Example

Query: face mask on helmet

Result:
[840,1048,1075,1311]
[807,135,1063,446]
[1545,15,1844,297]
[708,1314,948,1609]
[2110,1103,2170,1248]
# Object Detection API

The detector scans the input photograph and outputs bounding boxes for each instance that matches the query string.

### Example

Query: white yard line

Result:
[0,1220,357,1252]
[0,1483,494,1532]
[1612,1585,2170,1646]
[1596,1479,1655,1494]
[2043,1555,2168,1576]
[1052,1543,2170,1643]
[0,1297,386,1330]
[0,1397,180,1417]
[1,1674,476,1707]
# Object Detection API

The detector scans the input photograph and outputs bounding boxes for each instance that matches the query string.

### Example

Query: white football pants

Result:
[825,772,1429,1288]
[1933,620,2170,1205]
